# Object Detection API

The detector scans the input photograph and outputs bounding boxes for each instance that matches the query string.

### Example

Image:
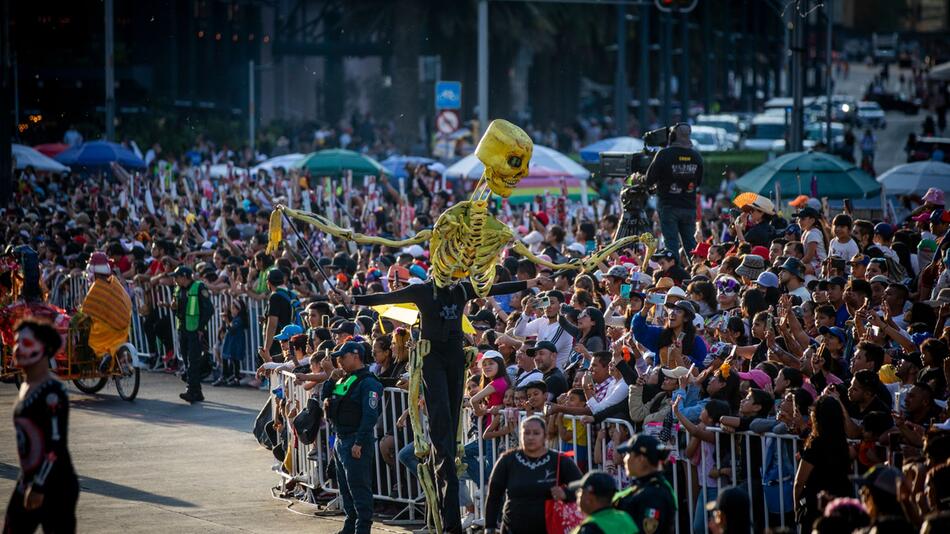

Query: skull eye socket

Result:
[507,155,522,168]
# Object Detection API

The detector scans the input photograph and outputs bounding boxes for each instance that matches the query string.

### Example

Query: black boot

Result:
[179,389,204,403]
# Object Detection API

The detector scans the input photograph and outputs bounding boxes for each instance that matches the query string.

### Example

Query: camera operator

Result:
[643,123,703,264]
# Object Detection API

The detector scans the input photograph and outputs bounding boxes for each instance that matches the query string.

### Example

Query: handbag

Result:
[292,396,324,445]
[544,453,585,534]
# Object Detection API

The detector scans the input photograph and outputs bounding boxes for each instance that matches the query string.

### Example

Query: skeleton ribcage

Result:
[429,200,506,297]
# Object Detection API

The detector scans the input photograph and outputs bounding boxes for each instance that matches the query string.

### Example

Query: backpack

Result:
[273,287,304,328]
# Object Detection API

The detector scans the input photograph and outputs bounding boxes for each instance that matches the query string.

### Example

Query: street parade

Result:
[3,1,950,534]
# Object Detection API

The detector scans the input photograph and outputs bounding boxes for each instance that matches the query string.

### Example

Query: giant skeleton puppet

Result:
[267,120,653,532]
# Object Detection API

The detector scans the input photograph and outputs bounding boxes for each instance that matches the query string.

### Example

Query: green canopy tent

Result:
[294,149,389,179]
[734,151,881,199]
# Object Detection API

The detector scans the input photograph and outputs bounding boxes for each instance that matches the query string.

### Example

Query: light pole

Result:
[105,0,115,140]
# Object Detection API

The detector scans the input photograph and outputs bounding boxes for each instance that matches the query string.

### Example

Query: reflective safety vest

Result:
[573,507,638,534]
[177,281,204,332]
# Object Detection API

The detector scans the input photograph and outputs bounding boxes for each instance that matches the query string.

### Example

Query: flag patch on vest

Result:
[368,391,379,409]
[643,508,660,534]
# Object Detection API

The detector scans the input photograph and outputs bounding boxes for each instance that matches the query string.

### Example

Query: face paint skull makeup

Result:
[14,327,45,368]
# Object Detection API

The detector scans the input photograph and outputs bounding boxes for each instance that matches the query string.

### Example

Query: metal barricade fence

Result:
[52,273,275,376]
[267,374,426,522]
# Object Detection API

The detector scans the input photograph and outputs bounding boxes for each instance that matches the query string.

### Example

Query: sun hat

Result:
[735,254,766,280]
[922,187,945,206]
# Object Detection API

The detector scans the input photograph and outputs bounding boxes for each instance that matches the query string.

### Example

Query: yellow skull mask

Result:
[474,119,533,198]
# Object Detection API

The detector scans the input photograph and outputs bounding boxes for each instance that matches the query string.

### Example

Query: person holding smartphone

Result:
[632,296,707,369]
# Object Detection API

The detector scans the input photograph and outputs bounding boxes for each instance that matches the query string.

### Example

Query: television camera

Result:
[599,126,673,239]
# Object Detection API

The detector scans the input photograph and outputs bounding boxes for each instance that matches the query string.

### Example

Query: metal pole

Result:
[12,52,17,129]
[614,4,627,135]
[702,0,711,112]
[249,60,255,153]
[478,0,489,127]
[680,9,689,121]
[790,0,805,152]
[661,10,672,126]
[104,0,115,140]
[638,5,649,132]
[825,0,833,149]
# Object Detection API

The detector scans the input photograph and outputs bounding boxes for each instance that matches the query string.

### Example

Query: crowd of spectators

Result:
[5,139,950,533]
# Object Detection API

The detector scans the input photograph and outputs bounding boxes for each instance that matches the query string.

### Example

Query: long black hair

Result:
[805,395,850,466]
[580,306,606,347]
[657,313,698,357]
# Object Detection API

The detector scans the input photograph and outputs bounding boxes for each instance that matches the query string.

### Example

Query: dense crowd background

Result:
[4,131,950,534]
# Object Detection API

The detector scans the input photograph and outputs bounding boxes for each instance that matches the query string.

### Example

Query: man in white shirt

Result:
[512,290,574,368]
[547,352,627,417]
[778,257,812,303]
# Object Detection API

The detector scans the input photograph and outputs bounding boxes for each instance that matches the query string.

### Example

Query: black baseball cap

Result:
[331,321,356,335]
[616,434,668,464]
[267,268,285,285]
[567,470,617,498]
[651,249,676,261]
[171,265,193,278]
[827,276,847,288]
[706,486,751,515]
[526,340,557,357]
[794,206,821,219]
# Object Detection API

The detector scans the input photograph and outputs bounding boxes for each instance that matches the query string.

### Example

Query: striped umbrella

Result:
[503,166,586,205]
[444,145,590,180]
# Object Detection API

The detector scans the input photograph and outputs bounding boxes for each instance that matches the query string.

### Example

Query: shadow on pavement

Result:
[68,394,263,433]
[0,462,194,508]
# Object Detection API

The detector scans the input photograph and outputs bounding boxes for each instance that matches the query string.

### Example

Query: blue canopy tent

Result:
[55,141,147,171]
[380,155,437,178]
[579,137,646,163]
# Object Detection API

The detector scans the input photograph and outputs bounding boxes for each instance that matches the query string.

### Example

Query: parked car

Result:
[690,125,730,152]
[803,122,846,152]
[864,91,920,114]
[910,137,950,163]
[805,95,858,124]
[745,115,787,151]
[856,101,886,128]
[695,114,742,149]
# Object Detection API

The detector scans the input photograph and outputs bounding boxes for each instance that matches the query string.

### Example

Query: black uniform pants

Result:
[180,330,202,393]
[422,338,466,534]
[3,477,79,534]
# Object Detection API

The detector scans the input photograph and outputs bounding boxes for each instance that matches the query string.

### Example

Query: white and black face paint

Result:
[13,327,45,368]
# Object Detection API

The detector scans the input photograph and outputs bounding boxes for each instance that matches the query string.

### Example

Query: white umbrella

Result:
[13,144,70,173]
[931,61,950,81]
[207,163,250,179]
[875,160,950,195]
[444,144,589,180]
[251,153,306,176]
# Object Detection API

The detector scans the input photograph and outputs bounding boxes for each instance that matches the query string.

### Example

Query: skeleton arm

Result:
[266,205,432,254]
[512,233,651,272]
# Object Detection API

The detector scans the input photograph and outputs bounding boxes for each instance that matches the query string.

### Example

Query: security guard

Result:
[614,434,677,534]
[172,265,213,403]
[321,341,383,534]
[569,470,638,534]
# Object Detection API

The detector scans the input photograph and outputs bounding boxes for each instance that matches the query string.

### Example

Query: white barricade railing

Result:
[268,374,425,521]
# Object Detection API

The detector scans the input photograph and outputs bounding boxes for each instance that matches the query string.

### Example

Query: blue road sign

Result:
[435,81,462,110]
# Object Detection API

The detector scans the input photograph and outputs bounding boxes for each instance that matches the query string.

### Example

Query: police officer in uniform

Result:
[614,434,677,534]
[321,341,383,534]
[172,265,213,403]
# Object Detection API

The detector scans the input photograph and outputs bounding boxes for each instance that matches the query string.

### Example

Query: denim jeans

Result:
[658,205,697,263]
[334,435,375,534]
[693,484,718,534]
[462,439,494,488]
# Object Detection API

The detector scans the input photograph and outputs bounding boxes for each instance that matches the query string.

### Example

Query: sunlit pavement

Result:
[0,372,414,533]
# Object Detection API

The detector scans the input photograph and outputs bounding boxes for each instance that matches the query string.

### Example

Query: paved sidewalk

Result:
[0,372,417,533]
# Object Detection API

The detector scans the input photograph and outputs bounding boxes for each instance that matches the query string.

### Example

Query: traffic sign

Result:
[436,110,460,135]
[435,81,462,110]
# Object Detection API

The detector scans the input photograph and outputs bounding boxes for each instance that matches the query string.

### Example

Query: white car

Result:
[803,122,846,151]
[695,114,742,149]
[690,125,730,152]
[745,115,788,151]
[856,101,887,128]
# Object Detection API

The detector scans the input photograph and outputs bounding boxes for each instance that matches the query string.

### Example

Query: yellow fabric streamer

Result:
[266,208,283,254]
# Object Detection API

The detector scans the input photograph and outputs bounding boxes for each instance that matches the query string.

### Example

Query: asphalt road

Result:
[0,372,417,533]
[833,62,925,174]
